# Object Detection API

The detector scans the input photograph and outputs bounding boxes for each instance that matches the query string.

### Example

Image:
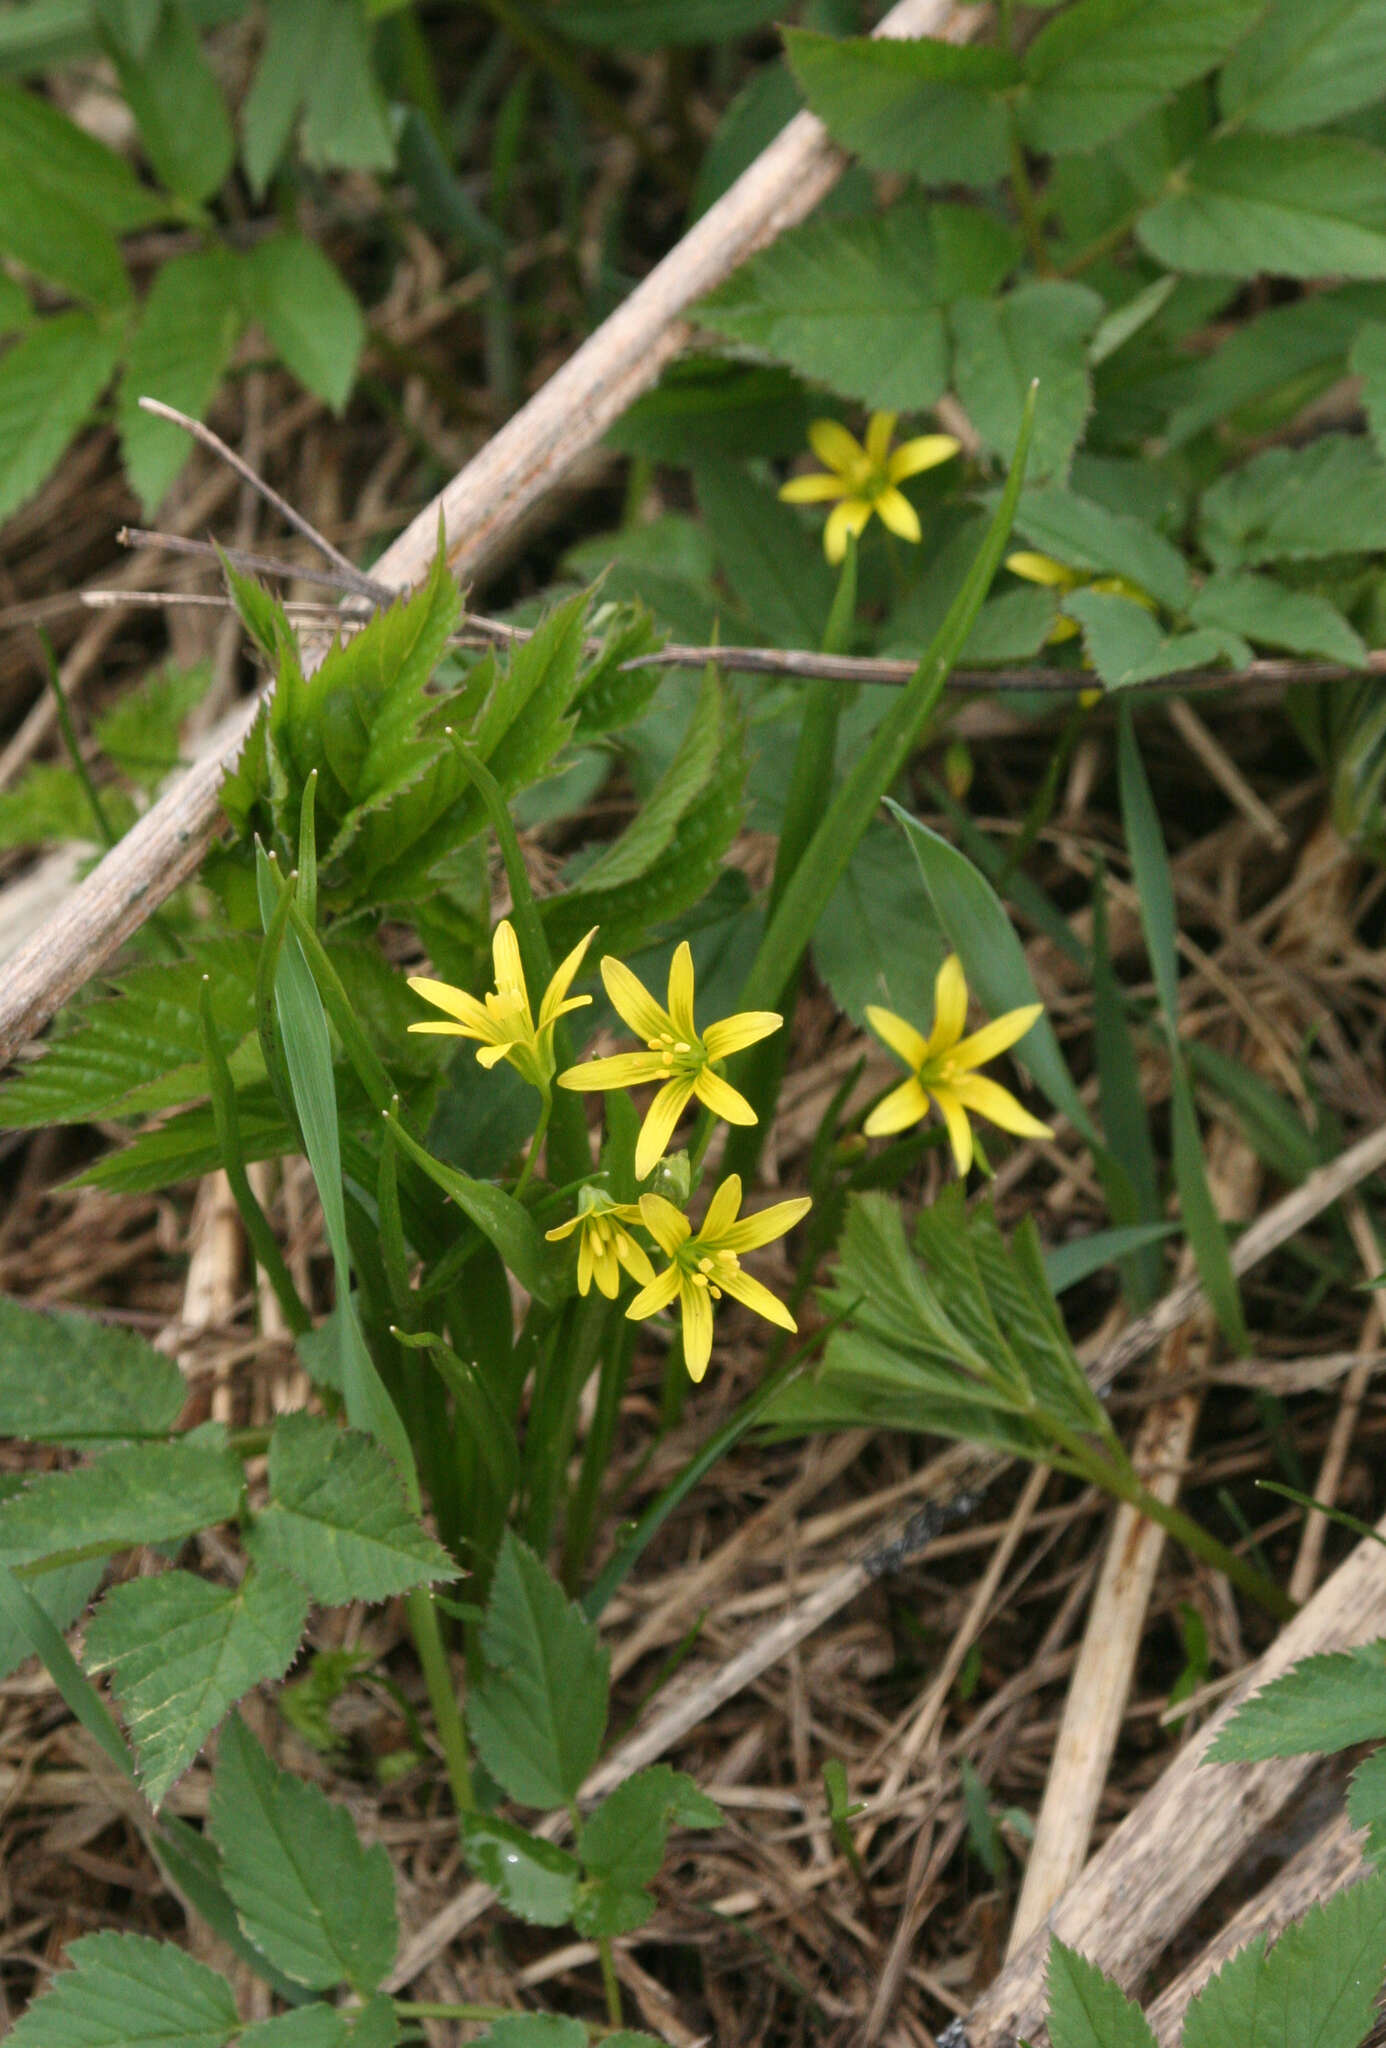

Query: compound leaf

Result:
[785,28,1018,186]
[0,1297,184,1444]
[1022,0,1263,155]
[1139,134,1386,280]
[1220,0,1386,135]
[0,1443,242,1566]
[5,1931,237,2048]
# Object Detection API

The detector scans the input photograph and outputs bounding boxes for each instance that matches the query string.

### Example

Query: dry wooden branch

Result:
[0,0,972,1069]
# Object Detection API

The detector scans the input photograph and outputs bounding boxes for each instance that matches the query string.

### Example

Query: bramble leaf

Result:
[462,1813,582,1927]
[5,1932,237,2048]
[1182,1869,1386,2048]
[1208,1641,1386,1760]
[119,249,247,509]
[0,1442,243,1566]
[785,29,1018,186]
[1220,0,1386,134]
[1199,436,1386,565]
[1046,1938,1157,2048]
[950,280,1103,483]
[1139,135,1386,280]
[1021,0,1263,156]
[0,314,123,525]
[0,1297,185,1444]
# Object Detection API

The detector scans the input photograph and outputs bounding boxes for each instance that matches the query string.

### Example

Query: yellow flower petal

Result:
[808,417,866,477]
[693,1068,757,1126]
[1006,551,1078,589]
[702,1011,781,1059]
[545,1214,581,1243]
[638,1192,691,1257]
[407,977,491,1032]
[577,1228,597,1296]
[932,1085,975,1174]
[824,496,872,565]
[949,1074,1053,1142]
[864,410,897,467]
[949,1003,1043,1071]
[539,927,596,1028]
[600,955,670,1042]
[875,487,922,545]
[865,1004,930,1072]
[615,1232,655,1289]
[558,1050,667,1092]
[407,1020,469,1036]
[590,1241,621,1299]
[699,1174,743,1244]
[666,941,697,1042]
[1047,613,1082,644]
[862,1075,930,1138]
[925,954,969,1058]
[717,1266,797,1332]
[627,1265,681,1321]
[492,920,526,999]
[680,1281,716,1383]
[887,433,960,482]
[780,471,848,504]
[475,1043,512,1069]
[716,1195,812,1254]
[635,1075,697,1180]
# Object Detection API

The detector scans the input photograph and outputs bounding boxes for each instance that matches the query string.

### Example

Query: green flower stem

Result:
[1008,117,1052,274]
[513,1090,552,1199]
[525,1291,607,1552]
[407,1585,475,1816]
[42,632,118,851]
[597,1934,623,2030]
[198,978,311,1336]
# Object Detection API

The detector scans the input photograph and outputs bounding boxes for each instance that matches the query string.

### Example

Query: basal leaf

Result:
[0,313,123,525]
[785,28,1019,186]
[119,248,247,510]
[211,1715,398,1994]
[468,1530,609,1809]
[247,234,364,412]
[245,1412,458,1605]
[950,280,1103,482]
[461,1813,582,1927]
[1022,0,1263,155]
[1199,435,1386,564]
[0,1442,243,1566]
[1208,1641,1386,1759]
[5,1932,238,2048]
[1182,1869,1386,2048]
[0,1296,184,1444]
[699,196,1017,413]
[1139,134,1386,279]
[1220,0,1386,134]
[86,1564,308,1806]
[1046,1937,1158,2048]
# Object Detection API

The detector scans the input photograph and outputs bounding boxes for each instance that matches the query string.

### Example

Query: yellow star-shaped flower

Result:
[780,411,960,564]
[545,1186,654,1300]
[863,955,1053,1175]
[557,943,781,1181]
[626,1173,812,1383]
[407,920,595,1094]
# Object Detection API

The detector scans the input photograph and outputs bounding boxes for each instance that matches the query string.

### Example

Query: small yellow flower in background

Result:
[780,412,961,565]
[1005,550,1156,648]
[557,943,781,1182]
[546,1185,654,1300]
[407,920,595,1093]
[627,1173,812,1383]
[864,955,1053,1176]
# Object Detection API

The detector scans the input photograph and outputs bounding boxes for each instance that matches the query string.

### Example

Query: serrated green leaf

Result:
[6,1931,238,2048]
[1199,435,1386,565]
[462,1812,582,1927]
[76,1091,299,1196]
[1022,0,1263,155]
[812,820,947,1028]
[1221,0,1386,135]
[1352,319,1386,464]
[300,0,393,173]
[0,313,122,525]
[0,79,166,233]
[1183,1869,1386,2048]
[86,1564,308,1806]
[1348,1747,1386,1864]
[1046,1937,1157,2048]
[951,281,1102,483]
[247,235,364,412]
[1209,1641,1386,1760]
[579,1765,721,1922]
[119,249,246,510]
[0,1488,103,1685]
[245,1412,457,1605]
[785,28,1018,186]
[242,0,330,194]
[108,0,234,204]
[0,1296,184,1445]
[1166,287,1386,446]
[211,1715,397,1993]
[1063,588,1246,688]
[0,1442,242,1566]
[694,458,834,645]
[1010,486,1190,610]
[1139,134,1386,279]
[699,196,1017,414]
[579,667,725,892]
[93,663,212,788]
[1189,571,1367,666]
[242,2009,350,2048]
[468,1530,609,1809]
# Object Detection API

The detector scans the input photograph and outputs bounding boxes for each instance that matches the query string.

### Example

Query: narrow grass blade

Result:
[0,1562,133,1779]
[1092,854,1164,1307]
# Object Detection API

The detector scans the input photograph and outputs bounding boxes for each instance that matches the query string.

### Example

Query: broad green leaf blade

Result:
[247,234,364,412]
[1352,319,1386,464]
[86,1564,308,1806]
[211,1716,398,1994]
[1347,1747,1386,1865]
[0,312,122,524]
[1009,487,1190,611]
[887,804,1097,1145]
[0,1442,243,1565]
[0,79,166,232]
[242,0,328,194]
[119,248,247,509]
[950,281,1103,484]
[1116,708,1246,1349]
[384,1113,561,1307]
[1182,1869,1386,2048]
[1063,588,1244,690]
[785,28,1018,186]
[1046,1937,1158,2048]
[461,1812,582,1927]
[1199,435,1386,565]
[698,196,1016,413]
[694,458,834,645]
[5,1932,238,2048]
[94,663,211,788]
[107,0,234,204]
[0,1544,102,1687]
[1139,135,1386,279]
[1208,1642,1386,1760]
[0,1296,184,1443]
[813,821,948,1028]
[1021,0,1263,155]
[242,2010,350,2048]
[1189,570,1367,667]
[576,665,726,892]
[468,1530,609,1809]
[245,1412,458,1605]
[299,0,393,173]
[0,1562,134,1780]
[1220,0,1386,134]
[579,1765,721,1894]
[1042,1224,1176,1297]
